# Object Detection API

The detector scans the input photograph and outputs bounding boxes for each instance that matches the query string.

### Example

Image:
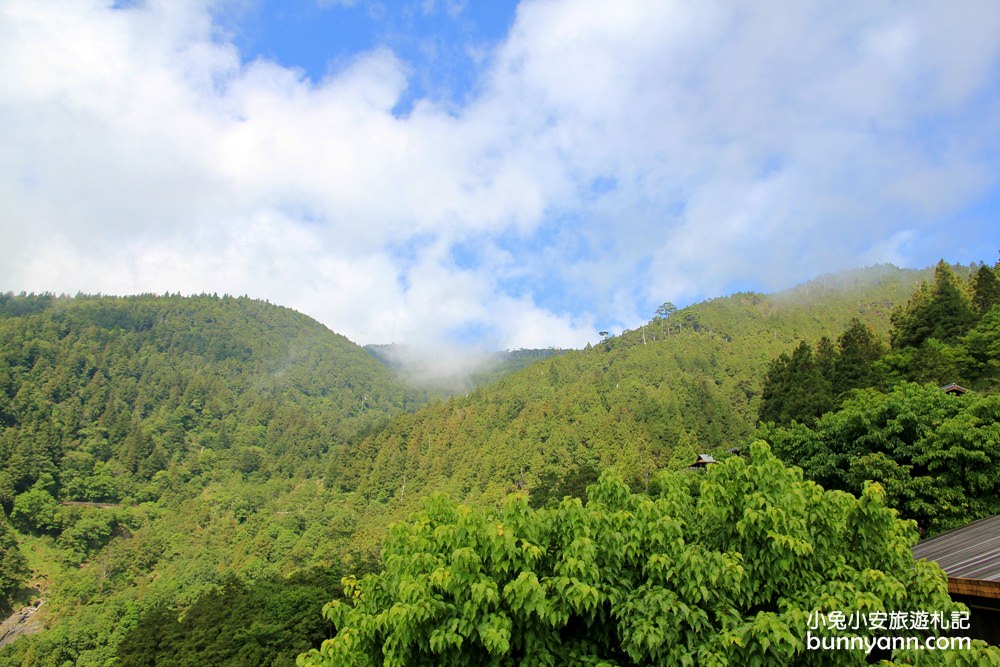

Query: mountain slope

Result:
[0,264,945,663]
[0,293,425,664]
[0,292,424,501]
[336,264,936,535]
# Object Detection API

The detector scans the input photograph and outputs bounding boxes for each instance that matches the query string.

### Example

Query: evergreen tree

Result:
[759,352,793,424]
[891,261,977,348]
[972,262,1000,314]
[0,507,28,609]
[759,342,832,425]
[833,318,885,395]
[814,335,837,381]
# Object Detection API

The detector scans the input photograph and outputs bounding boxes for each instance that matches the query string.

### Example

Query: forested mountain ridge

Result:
[0,263,978,664]
[0,292,426,665]
[300,261,1000,666]
[757,260,1000,535]
[0,292,425,502]
[334,264,940,535]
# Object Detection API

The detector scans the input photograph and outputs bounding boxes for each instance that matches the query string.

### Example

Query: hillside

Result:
[334,264,937,539]
[304,259,1000,663]
[0,292,428,494]
[0,264,963,664]
[0,293,426,665]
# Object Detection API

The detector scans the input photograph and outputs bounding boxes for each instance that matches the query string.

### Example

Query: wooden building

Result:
[912,514,1000,643]
[688,454,717,469]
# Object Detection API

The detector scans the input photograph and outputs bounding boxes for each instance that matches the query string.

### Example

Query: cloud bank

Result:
[2,0,999,351]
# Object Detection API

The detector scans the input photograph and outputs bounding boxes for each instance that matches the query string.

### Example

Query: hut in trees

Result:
[688,454,717,469]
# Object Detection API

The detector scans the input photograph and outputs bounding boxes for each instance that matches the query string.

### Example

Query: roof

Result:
[940,383,970,394]
[912,514,1000,598]
[686,454,718,470]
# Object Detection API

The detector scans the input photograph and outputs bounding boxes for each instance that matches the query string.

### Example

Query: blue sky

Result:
[1,0,999,366]
[219,1,520,114]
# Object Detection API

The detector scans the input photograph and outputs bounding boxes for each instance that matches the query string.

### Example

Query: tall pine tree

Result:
[833,318,885,396]
[891,261,976,348]
[972,262,1000,314]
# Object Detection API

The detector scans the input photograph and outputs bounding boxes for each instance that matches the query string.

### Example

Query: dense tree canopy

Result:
[761,383,1000,535]
[299,443,989,666]
[338,266,932,533]
[0,293,423,665]
[0,264,992,663]
[761,260,999,427]
[0,507,28,609]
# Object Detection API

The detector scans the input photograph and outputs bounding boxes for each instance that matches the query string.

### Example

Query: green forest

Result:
[0,261,998,665]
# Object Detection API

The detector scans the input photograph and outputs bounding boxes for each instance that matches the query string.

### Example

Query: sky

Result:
[2,0,1000,359]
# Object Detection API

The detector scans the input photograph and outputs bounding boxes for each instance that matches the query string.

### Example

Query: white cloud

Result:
[1,0,999,361]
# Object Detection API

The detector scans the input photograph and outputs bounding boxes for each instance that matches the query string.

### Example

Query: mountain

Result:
[0,264,952,664]
[0,293,425,665]
[0,292,427,496]
[334,264,937,536]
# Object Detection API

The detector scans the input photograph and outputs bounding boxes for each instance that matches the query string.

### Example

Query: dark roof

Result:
[941,383,970,394]
[912,514,1000,583]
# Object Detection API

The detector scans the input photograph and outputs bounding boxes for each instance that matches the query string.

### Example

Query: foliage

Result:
[0,266,970,660]
[761,261,1000,428]
[299,443,966,666]
[115,571,340,667]
[761,383,1000,535]
[338,266,932,529]
[0,293,424,506]
[0,293,423,662]
[0,507,28,609]
[971,263,1000,314]
[760,318,890,426]
[890,261,978,350]
[759,341,833,426]
[10,484,60,535]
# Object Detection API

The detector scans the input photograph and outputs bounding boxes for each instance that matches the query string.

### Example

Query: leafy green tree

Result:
[10,484,60,534]
[57,508,121,566]
[763,383,1000,534]
[299,443,968,666]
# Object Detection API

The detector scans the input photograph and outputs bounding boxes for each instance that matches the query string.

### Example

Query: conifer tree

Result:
[891,261,976,348]
[760,342,833,425]
[833,318,885,396]
[971,262,1000,314]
